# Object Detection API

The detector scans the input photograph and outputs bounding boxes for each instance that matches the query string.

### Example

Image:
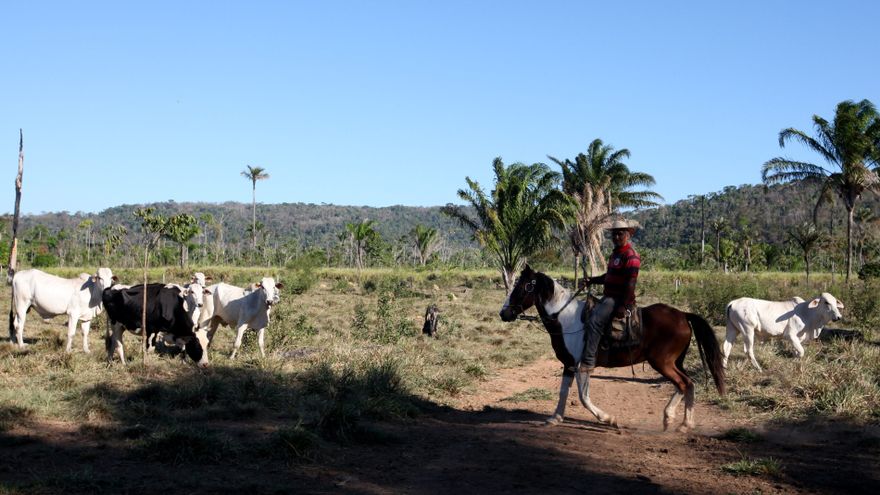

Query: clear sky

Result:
[2,1,877,215]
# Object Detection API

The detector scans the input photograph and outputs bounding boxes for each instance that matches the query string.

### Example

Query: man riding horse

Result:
[579,219,641,376]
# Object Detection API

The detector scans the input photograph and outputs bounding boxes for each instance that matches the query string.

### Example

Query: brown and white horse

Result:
[499,265,725,431]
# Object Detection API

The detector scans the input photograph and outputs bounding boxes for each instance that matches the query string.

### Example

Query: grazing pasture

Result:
[0,267,878,493]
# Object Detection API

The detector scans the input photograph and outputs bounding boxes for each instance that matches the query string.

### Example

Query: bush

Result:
[858,262,880,281]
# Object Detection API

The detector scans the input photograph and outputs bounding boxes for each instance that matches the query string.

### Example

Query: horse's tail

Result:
[686,313,726,396]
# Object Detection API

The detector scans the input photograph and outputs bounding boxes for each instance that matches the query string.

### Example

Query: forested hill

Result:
[16,180,880,252]
[630,181,880,249]
[20,202,478,250]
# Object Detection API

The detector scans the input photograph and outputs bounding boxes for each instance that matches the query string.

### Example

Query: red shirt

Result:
[590,242,640,309]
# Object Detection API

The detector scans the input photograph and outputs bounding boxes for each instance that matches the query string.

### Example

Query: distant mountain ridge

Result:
[15,180,880,251]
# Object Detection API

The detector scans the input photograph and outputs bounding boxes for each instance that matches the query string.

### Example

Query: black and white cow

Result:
[103,283,208,367]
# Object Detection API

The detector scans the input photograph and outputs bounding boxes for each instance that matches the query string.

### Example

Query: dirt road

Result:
[1,357,877,494]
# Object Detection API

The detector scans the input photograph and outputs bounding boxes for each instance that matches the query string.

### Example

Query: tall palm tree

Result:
[442,157,574,293]
[763,99,880,282]
[549,138,662,279]
[410,224,440,266]
[788,221,824,284]
[241,165,270,250]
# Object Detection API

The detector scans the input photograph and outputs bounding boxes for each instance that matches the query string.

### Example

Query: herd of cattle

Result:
[7,267,846,372]
[8,267,282,367]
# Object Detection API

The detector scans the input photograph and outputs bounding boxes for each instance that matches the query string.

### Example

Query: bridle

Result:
[510,277,585,334]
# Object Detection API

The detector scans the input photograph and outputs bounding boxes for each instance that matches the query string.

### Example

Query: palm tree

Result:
[345,219,378,274]
[241,165,270,250]
[442,158,574,292]
[550,139,662,280]
[410,224,440,266]
[788,221,823,284]
[710,217,729,270]
[762,99,880,282]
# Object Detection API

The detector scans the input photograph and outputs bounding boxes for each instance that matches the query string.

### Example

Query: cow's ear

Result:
[112,275,119,282]
[809,298,820,308]
[203,288,212,295]
[256,281,263,288]
[275,282,284,289]
[92,276,98,283]
[205,276,213,282]
[837,300,845,309]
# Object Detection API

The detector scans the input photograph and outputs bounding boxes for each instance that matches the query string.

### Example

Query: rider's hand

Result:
[578,279,590,290]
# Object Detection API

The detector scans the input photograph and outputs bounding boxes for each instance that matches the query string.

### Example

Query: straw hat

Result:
[606,219,640,232]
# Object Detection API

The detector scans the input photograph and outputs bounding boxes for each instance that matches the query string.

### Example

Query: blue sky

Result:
[2,1,877,215]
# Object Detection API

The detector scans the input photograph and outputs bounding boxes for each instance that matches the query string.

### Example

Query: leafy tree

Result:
[762,99,880,282]
[100,224,127,260]
[410,224,440,266]
[550,138,662,279]
[442,158,574,292]
[165,213,200,268]
[241,165,270,250]
[788,221,823,283]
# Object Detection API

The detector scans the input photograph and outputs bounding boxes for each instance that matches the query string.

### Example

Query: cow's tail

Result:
[686,313,726,396]
[8,310,14,341]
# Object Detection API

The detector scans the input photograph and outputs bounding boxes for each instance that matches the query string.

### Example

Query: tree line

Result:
[5,100,879,284]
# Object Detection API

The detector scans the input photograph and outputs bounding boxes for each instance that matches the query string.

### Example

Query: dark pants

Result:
[582,296,616,369]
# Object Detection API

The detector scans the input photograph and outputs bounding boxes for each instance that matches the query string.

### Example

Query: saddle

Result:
[581,297,643,349]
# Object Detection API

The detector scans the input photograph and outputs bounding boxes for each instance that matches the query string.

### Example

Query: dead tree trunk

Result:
[7,130,24,284]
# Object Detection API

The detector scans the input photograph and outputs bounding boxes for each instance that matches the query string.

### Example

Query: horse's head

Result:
[499,264,545,322]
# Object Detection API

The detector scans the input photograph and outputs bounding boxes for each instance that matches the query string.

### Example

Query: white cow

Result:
[723,293,844,371]
[9,267,116,352]
[189,272,211,288]
[200,277,283,359]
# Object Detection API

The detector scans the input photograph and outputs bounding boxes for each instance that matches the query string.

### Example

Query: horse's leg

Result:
[574,364,617,427]
[680,369,696,431]
[654,360,690,432]
[544,370,574,426]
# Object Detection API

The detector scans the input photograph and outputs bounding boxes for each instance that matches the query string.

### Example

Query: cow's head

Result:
[191,272,212,287]
[93,267,117,289]
[174,334,208,368]
[176,283,212,329]
[255,277,283,308]
[808,292,844,323]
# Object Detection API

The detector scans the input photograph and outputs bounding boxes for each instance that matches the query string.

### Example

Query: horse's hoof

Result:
[543,417,562,427]
[676,424,689,433]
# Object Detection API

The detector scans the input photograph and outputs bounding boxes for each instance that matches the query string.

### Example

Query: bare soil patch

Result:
[1,357,877,494]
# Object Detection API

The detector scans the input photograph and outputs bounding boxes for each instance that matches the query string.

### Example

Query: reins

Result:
[515,285,585,335]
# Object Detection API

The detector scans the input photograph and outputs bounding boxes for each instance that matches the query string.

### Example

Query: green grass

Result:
[502,387,555,403]
[721,457,782,477]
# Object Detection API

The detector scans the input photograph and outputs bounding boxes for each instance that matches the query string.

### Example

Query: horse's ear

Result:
[524,263,532,273]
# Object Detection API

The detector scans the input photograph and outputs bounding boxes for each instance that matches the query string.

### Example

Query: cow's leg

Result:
[65,313,78,353]
[743,327,762,372]
[544,369,574,426]
[81,320,92,354]
[787,329,806,358]
[207,319,221,346]
[722,322,737,368]
[12,308,27,348]
[230,323,248,359]
[574,365,617,426]
[107,323,126,364]
[257,327,266,358]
